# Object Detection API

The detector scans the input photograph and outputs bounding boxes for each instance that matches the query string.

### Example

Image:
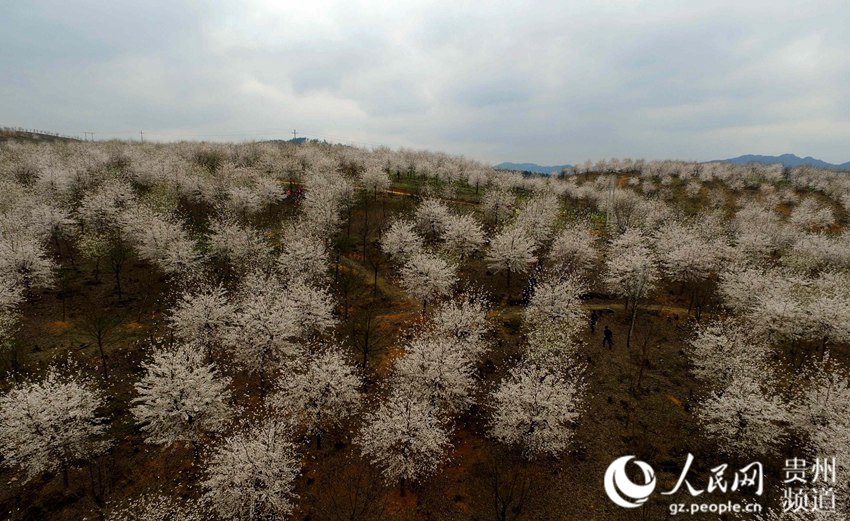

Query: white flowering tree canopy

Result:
[604,228,658,302]
[515,193,560,248]
[206,217,272,271]
[381,219,424,262]
[391,334,476,416]
[414,199,451,241]
[203,421,301,520]
[277,223,329,283]
[168,283,234,353]
[427,293,491,360]
[0,367,109,482]
[358,391,450,486]
[106,494,208,521]
[525,275,587,338]
[547,222,597,275]
[223,271,303,376]
[489,363,584,459]
[793,357,850,460]
[131,341,231,447]
[486,225,537,278]
[0,235,56,291]
[696,374,790,457]
[0,271,23,312]
[273,346,362,440]
[653,220,731,283]
[399,251,457,309]
[687,316,772,389]
[442,213,486,259]
[360,164,391,194]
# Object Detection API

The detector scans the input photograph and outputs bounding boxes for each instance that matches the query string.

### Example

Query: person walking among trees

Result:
[590,310,599,334]
[603,325,613,349]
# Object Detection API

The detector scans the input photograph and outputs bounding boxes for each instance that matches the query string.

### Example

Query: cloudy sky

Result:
[2,1,849,165]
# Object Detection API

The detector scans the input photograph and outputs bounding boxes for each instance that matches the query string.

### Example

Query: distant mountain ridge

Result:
[497,154,850,173]
[716,154,850,171]
[494,162,571,174]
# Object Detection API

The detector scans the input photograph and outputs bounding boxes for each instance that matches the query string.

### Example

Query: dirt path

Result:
[340,255,415,305]
[341,254,694,320]
[383,188,480,207]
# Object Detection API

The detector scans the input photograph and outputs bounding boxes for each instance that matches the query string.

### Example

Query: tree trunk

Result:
[636,330,650,391]
[97,334,109,380]
[627,300,639,351]
[346,207,352,238]
[362,316,371,369]
[362,204,369,258]
[112,260,122,301]
[259,355,266,399]
[334,250,341,281]
[191,437,200,460]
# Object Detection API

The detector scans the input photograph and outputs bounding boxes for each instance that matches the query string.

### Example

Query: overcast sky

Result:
[2,1,849,165]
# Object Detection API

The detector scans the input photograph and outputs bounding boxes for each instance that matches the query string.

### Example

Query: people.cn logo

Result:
[604,456,657,508]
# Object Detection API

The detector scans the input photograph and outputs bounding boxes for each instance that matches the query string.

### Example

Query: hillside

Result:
[0,128,78,144]
[0,141,849,520]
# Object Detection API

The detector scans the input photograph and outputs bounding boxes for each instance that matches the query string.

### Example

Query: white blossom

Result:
[121,206,199,276]
[428,293,491,360]
[361,165,391,195]
[203,421,301,520]
[515,193,560,247]
[381,219,424,262]
[794,357,850,460]
[604,228,658,302]
[414,199,452,240]
[696,375,789,457]
[486,225,537,282]
[0,271,24,312]
[392,335,475,415]
[286,279,338,337]
[687,317,771,388]
[168,284,234,354]
[490,363,584,458]
[789,198,835,231]
[224,272,302,387]
[273,347,362,445]
[358,392,450,487]
[206,217,272,272]
[399,252,457,310]
[548,223,597,274]
[0,367,109,482]
[106,494,207,521]
[277,223,328,283]
[801,272,850,346]
[481,187,515,224]
[653,221,731,283]
[131,341,231,448]
[0,235,56,290]
[525,274,587,341]
[442,213,486,259]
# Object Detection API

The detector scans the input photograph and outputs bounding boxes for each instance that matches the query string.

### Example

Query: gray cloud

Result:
[2,0,849,164]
